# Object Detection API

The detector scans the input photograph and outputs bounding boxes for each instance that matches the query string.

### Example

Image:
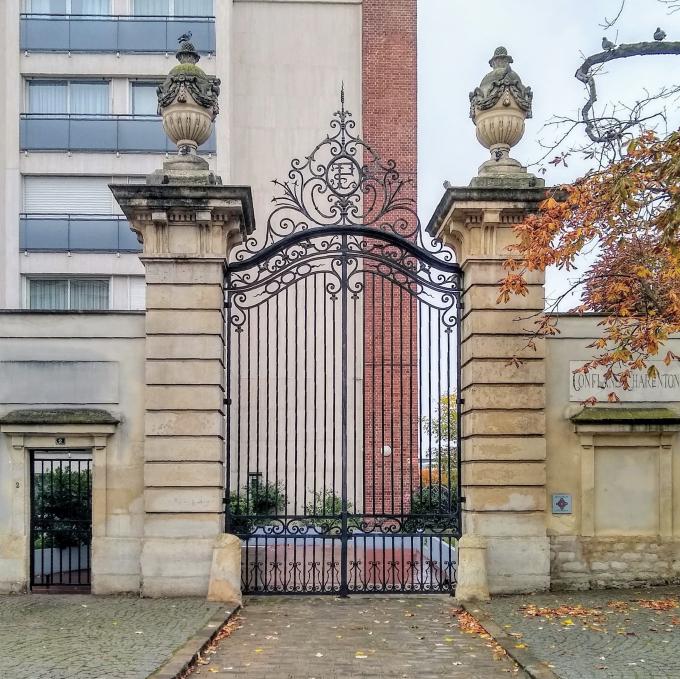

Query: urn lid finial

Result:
[467,46,541,185]
[175,40,201,66]
[469,46,533,124]
[156,38,221,158]
[488,45,513,68]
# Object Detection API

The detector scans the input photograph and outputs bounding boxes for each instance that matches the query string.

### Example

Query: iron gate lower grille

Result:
[30,450,92,590]
[225,96,461,595]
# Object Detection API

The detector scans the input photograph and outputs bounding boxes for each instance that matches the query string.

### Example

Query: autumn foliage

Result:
[499,130,680,398]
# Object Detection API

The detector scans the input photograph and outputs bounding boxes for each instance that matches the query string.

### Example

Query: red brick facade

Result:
[362,0,419,516]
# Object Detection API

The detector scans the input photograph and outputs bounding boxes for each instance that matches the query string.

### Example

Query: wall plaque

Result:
[552,494,572,514]
[569,360,680,403]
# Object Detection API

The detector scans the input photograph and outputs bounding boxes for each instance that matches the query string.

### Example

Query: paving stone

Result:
[478,585,680,679]
[0,594,221,679]
[192,596,524,678]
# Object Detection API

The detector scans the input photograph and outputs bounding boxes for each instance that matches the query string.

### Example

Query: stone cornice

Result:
[426,185,547,239]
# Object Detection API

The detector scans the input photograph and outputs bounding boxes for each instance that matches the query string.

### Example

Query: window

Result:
[28,278,110,310]
[23,176,135,214]
[131,82,160,116]
[131,0,213,17]
[27,0,110,14]
[27,80,110,115]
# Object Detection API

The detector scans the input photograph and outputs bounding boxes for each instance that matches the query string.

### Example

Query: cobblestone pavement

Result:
[192,596,524,678]
[0,594,222,679]
[476,586,680,679]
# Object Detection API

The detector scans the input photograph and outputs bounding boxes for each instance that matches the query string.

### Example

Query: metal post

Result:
[339,234,349,597]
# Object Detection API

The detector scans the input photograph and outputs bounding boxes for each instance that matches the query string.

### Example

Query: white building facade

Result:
[0,0,365,312]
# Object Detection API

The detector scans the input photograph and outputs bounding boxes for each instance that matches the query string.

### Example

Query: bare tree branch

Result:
[600,0,626,29]
[575,41,680,143]
[659,0,680,13]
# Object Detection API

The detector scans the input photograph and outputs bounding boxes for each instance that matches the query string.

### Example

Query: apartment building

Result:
[0,0,414,312]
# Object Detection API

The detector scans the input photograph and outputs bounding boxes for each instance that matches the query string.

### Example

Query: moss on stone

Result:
[169,64,206,77]
[570,407,680,424]
[0,409,119,425]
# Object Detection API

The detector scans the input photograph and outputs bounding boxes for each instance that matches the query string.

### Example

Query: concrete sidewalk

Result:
[0,594,230,679]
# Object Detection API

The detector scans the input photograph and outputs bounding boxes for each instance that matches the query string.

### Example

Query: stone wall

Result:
[546,315,680,591]
[0,311,145,594]
[551,536,680,590]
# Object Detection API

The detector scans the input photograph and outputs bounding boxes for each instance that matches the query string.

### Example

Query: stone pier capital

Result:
[111,184,255,260]
[426,185,546,264]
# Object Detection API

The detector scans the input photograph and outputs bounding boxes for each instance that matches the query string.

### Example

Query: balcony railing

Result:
[20,114,217,154]
[20,14,215,54]
[20,214,141,253]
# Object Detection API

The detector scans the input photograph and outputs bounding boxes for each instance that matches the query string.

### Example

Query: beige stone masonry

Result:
[464,486,546,512]
[465,511,546,537]
[145,488,224,514]
[463,460,546,486]
[464,283,545,309]
[464,435,546,461]
[207,534,242,605]
[463,384,545,410]
[463,410,545,437]
[111,181,254,598]
[461,309,543,338]
[462,359,545,385]
[146,385,224,411]
[461,336,546,362]
[428,184,549,594]
[144,462,224,488]
[146,309,226,335]
[145,360,226,386]
[146,336,225,361]
[143,514,224,539]
[145,411,225,437]
[146,283,225,309]
[144,437,224,462]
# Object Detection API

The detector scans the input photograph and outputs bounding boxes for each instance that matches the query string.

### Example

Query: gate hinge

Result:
[459,496,467,503]
[224,398,232,406]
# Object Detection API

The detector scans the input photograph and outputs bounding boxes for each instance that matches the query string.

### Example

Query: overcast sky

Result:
[418,0,680,305]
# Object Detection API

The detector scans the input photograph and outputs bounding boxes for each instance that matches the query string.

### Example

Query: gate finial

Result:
[469,46,534,178]
[156,39,221,157]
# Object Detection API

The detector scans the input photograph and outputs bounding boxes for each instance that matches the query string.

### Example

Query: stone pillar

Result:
[427,47,550,595]
[111,39,254,597]
[113,178,253,597]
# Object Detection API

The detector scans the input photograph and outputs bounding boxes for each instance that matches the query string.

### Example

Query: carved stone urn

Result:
[157,40,220,155]
[469,47,533,176]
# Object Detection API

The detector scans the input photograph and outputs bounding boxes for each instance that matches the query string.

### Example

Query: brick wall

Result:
[362,0,419,516]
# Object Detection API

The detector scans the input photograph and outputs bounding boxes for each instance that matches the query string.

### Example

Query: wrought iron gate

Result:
[226,97,462,595]
[30,450,92,590]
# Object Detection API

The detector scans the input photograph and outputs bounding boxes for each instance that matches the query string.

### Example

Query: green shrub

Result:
[225,494,252,534]
[226,480,285,534]
[404,484,456,533]
[302,491,360,534]
[32,468,91,549]
[250,479,285,515]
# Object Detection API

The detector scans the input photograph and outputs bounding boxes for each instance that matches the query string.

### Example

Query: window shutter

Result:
[24,176,118,214]
[23,176,143,214]
[129,276,146,310]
